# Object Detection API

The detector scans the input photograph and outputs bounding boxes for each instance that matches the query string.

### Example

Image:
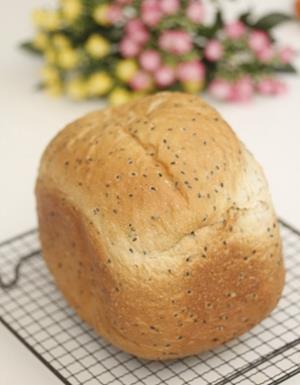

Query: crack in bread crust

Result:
[120,126,189,203]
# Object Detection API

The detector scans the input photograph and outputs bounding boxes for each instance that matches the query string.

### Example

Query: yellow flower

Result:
[87,72,113,96]
[182,81,204,94]
[52,34,71,50]
[32,9,47,26]
[45,81,63,97]
[57,48,78,69]
[85,34,110,59]
[115,59,138,83]
[66,78,88,100]
[109,88,132,106]
[93,4,110,26]
[44,48,57,64]
[32,9,61,31]
[41,66,60,83]
[45,11,61,31]
[61,0,82,22]
[33,32,49,50]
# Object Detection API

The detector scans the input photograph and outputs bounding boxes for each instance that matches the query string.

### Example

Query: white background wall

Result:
[0,0,300,384]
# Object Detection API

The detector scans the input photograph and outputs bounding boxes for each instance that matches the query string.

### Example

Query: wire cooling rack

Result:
[0,220,299,385]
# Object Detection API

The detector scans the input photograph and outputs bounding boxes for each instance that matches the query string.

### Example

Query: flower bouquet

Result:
[22,0,297,104]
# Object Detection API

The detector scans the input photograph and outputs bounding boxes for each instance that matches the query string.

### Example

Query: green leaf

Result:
[239,10,253,26]
[253,13,292,31]
[214,9,224,31]
[203,60,218,86]
[197,9,224,39]
[20,41,42,55]
[270,63,298,74]
[195,25,216,38]
[36,82,45,90]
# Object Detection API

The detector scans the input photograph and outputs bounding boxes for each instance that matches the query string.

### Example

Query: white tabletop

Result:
[0,0,300,384]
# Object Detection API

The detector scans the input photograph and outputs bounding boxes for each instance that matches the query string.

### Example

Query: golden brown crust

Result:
[36,92,284,359]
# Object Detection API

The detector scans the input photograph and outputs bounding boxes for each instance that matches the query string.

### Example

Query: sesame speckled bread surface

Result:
[36,92,284,360]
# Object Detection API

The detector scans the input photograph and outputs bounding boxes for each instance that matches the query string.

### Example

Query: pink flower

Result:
[139,49,161,72]
[177,60,205,82]
[125,19,149,45]
[230,77,254,102]
[141,0,162,27]
[131,28,149,45]
[272,80,288,95]
[158,31,174,51]
[256,46,274,63]
[249,30,270,52]
[107,4,123,24]
[154,66,176,87]
[160,0,180,15]
[159,30,193,55]
[256,78,274,95]
[130,71,152,91]
[204,39,224,61]
[120,38,140,58]
[225,21,246,39]
[208,79,232,101]
[107,4,123,23]
[279,46,295,64]
[186,0,205,24]
[257,78,287,95]
[126,19,144,35]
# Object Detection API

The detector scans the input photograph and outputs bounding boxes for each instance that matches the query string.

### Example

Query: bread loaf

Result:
[36,92,284,360]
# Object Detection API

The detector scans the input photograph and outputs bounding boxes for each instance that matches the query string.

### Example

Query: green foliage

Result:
[253,13,292,31]
[271,63,297,74]
[20,41,41,55]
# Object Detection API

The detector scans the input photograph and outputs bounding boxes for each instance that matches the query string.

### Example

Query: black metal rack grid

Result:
[0,220,299,385]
